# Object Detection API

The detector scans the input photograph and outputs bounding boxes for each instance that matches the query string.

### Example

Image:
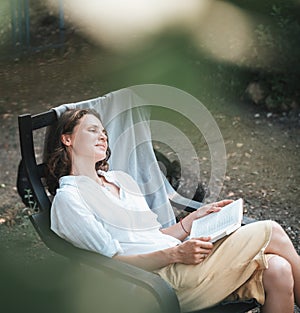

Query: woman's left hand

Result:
[192,199,234,220]
[163,199,234,240]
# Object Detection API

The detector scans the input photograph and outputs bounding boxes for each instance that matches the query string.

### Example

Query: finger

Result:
[200,243,213,251]
[194,238,214,249]
[192,247,213,263]
[197,251,211,262]
[196,236,211,242]
[216,199,233,207]
[207,206,221,213]
[201,253,208,259]
[196,248,212,258]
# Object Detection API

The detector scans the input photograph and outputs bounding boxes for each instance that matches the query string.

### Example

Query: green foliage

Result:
[24,189,38,212]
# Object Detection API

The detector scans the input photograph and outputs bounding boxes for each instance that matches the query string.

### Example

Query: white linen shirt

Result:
[50,170,181,257]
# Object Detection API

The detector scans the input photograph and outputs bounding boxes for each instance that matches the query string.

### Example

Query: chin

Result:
[95,156,106,163]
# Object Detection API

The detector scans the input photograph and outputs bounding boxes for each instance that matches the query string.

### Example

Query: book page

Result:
[190,198,243,240]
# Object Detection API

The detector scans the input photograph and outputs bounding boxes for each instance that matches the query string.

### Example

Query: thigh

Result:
[156,220,273,311]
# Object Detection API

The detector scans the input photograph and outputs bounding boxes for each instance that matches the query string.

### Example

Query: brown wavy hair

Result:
[44,109,111,196]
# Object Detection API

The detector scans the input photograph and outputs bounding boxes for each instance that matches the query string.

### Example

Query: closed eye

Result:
[88,126,107,138]
[88,125,101,132]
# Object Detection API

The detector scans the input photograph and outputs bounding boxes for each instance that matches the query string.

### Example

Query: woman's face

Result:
[62,114,108,163]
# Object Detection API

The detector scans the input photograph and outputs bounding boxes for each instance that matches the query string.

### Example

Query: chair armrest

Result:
[169,191,202,212]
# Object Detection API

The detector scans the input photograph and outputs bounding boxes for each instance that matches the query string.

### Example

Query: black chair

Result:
[17,109,260,313]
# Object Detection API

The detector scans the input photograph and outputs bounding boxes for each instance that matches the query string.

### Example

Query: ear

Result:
[61,134,72,147]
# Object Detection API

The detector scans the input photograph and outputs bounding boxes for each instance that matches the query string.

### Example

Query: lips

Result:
[96,143,107,150]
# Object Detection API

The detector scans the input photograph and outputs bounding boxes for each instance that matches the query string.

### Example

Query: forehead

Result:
[80,114,104,128]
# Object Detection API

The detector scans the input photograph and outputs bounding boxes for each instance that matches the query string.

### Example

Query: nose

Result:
[99,130,107,141]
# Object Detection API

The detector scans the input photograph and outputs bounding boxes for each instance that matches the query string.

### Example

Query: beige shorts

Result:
[155,220,273,312]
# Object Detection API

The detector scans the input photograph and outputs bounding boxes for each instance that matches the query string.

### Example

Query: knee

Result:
[264,256,294,292]
[270,221,290,245]
[270,220,284,234]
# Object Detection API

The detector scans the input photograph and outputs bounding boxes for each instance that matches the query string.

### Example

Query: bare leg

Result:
[261,255,294,313]
[264,221,300,307]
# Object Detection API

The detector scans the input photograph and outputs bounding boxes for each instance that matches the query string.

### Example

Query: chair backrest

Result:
[18,111,54,210]
[18,110,75,255]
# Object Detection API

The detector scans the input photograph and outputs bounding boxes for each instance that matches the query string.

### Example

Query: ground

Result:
[0,45,299,312]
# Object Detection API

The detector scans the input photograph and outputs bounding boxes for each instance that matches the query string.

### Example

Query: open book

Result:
[190,198,244,242]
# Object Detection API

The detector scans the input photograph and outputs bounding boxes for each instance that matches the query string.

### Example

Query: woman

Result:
[45,108,299,312]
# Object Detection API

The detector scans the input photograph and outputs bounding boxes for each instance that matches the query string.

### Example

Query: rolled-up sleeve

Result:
[50,189,123,257]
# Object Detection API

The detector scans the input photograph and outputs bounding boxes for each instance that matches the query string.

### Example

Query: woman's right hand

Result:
[173,237,213,264]
[114,237,214,271]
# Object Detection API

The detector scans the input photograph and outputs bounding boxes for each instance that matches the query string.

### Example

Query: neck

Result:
[71,159,99,181]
